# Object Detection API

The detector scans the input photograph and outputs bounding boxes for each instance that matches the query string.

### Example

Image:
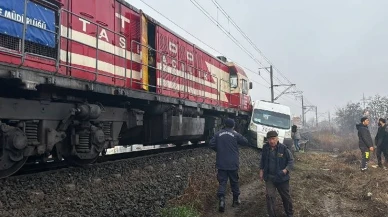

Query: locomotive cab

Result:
[216,56,252,111]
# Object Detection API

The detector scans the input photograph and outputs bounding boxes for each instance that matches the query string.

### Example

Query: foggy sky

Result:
[129,0,388,122]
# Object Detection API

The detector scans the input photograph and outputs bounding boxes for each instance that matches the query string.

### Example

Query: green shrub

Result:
[160,205,200,217]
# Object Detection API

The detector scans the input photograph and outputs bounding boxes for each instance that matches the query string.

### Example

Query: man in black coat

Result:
[356,117,374,171]
[209,118,249,212]
[260,131,294,217]
[374,118,388,169]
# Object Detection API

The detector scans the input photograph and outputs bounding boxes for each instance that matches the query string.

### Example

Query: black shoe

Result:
[232,196,241,207]
[218,197,225,212]
[232,197,241,207]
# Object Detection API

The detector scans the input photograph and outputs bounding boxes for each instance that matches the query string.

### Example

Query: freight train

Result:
[0,0,253,178]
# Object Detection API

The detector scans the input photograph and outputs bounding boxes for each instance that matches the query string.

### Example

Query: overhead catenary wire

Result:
[136,0,304,107]
[207,0,314,105]
[212,0,298,88]
[137,0,272,86]
[187,0,303,104]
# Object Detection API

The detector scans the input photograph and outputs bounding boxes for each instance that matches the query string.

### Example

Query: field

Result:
[164,131,388,217]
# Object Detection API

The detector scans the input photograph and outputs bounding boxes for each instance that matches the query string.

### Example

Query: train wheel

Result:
[0,125,28,179]
[0,157,28,179]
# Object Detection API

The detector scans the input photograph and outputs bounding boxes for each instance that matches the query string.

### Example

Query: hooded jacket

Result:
[356,123,373,150]
[375,124,388,150]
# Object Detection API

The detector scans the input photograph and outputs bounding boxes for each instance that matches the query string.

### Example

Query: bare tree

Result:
[366,94,388,134]
[335,102,363,133]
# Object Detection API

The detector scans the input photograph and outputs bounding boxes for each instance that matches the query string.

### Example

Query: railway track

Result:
[12,143,208,178]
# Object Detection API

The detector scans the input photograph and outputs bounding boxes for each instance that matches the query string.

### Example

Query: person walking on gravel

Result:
[291,125,301,152]
[356,117,374,171]
[374,118,388,169]
[260,131,294,217]
[209,118,249,213]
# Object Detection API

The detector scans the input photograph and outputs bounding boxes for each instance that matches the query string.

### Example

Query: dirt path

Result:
[201,151,388,217]
[202,180,266,217]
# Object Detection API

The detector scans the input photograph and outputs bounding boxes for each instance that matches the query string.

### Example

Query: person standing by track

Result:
[356,117,374,171]
[209,118,250,212]
[374,118,388,170]
[260,131,294,217]
[291,125,301,152]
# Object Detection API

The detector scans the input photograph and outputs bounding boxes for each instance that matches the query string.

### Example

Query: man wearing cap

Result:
[356,117,374,171]
[209,118,249,212]
[259,130,294,217]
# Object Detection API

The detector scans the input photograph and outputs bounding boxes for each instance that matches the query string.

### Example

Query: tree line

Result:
[335,94,388,134]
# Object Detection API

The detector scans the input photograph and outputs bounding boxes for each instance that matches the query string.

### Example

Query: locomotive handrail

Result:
[130,40,219,106]
[130,40,188,96]
[18,0,28,68]
[220,78,241,110]
[22,2,60,72]
[0,0,61,70]
[59,8,128,87]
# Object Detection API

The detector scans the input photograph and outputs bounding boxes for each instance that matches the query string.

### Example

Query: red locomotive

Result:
[0,0,253,178]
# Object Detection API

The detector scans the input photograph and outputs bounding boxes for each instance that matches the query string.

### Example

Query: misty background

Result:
[129,0,388,123]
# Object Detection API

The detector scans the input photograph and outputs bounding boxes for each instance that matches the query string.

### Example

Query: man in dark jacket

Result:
[259,131,294,217]
[356,117,374,171]
[209,118,249,212]
[374,118,388,169]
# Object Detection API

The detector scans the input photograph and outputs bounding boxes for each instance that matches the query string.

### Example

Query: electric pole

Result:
[362,93,366,109]
[315,106,318,127]
[328,111,331,125]
[301,95,305,126]
[260,64,293,103]
[270,65,274,102]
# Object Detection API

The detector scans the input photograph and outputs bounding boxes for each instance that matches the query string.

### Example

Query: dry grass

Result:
[291,151,388,217]
[167,132,388,216]
[308,130,359,152]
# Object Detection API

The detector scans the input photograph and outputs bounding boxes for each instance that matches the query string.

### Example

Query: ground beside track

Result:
[0,146,260,217]
[182,150,388,217]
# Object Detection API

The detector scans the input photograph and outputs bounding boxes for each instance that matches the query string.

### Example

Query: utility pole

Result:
[315,106,318,127]
[301,95,305,126]
[270,65,274,102]
[328,111,331,125]
[260,64,293,103]
[362,93,366,109]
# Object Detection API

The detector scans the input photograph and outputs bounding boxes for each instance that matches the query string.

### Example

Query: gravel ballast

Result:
[0,147,260,217]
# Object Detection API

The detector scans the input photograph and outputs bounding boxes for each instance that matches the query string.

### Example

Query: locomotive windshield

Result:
[230,74,238,88]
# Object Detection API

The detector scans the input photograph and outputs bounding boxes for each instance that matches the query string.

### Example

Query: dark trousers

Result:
[217,169,240,198]
[376,146,388,166]
[360,149,370,169]
[265,179,293,217]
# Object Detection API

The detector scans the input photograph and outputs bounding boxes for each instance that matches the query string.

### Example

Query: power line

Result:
[136,0,303,105]
[188,0,301,103]
[138,0,272,86]
[208,0,314,105]
[189,0,265,67]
